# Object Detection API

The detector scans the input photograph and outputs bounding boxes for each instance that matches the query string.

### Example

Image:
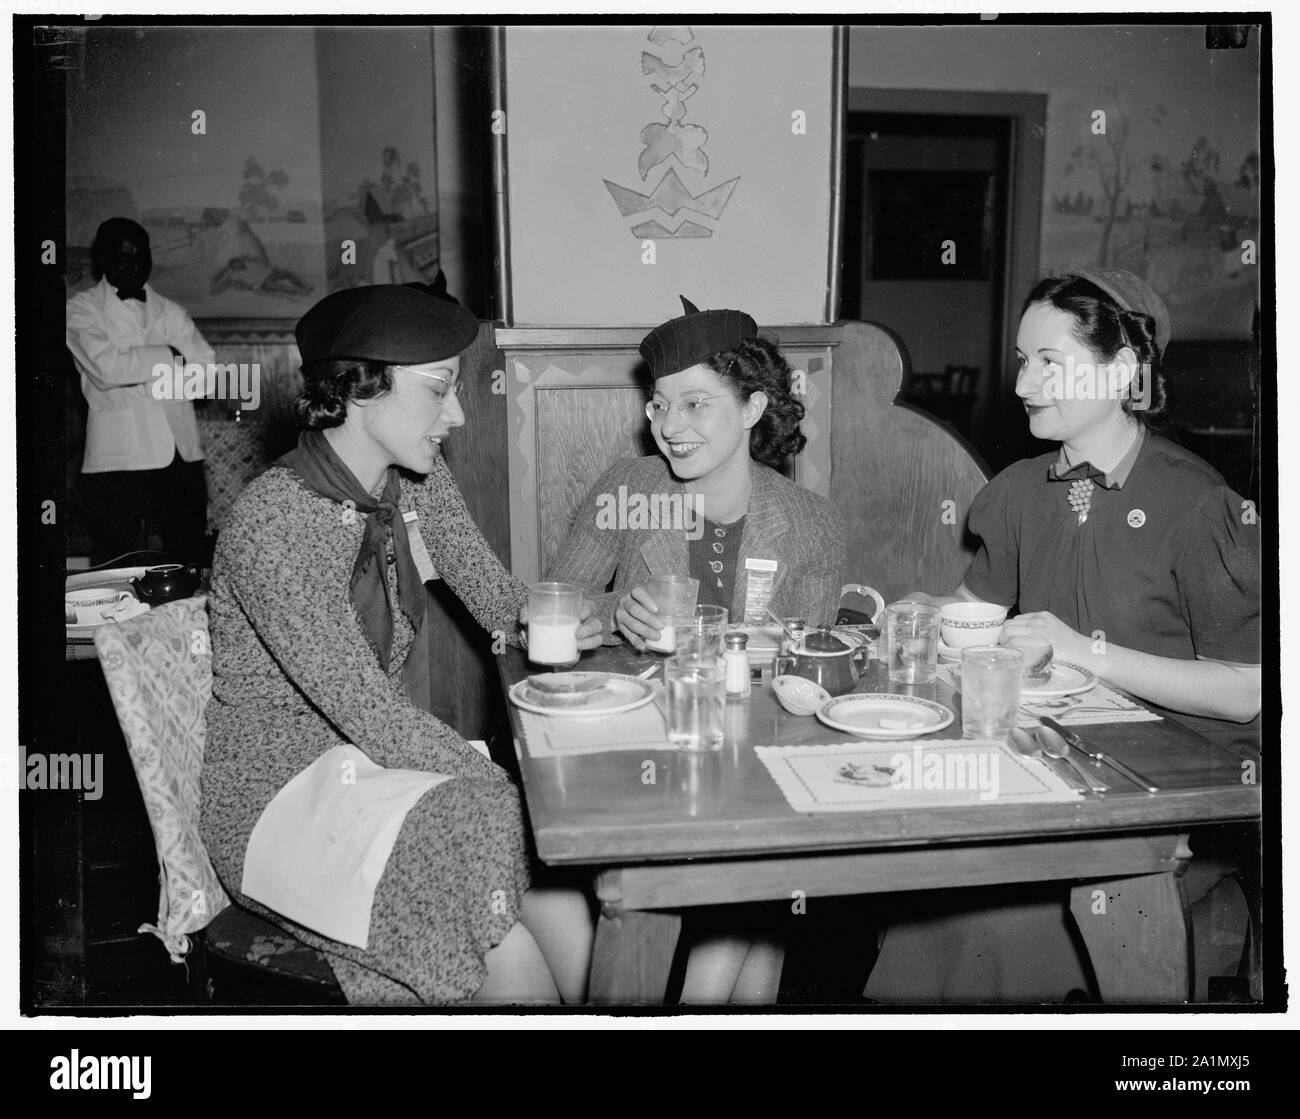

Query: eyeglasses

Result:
[645,394,731,424]
[393,364,461,400]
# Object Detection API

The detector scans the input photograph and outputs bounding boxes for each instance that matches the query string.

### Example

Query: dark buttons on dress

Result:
[387,552,397,565]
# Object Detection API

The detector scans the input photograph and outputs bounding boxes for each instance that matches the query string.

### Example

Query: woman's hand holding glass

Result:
[615,585,673,652]
[518,599,604,652]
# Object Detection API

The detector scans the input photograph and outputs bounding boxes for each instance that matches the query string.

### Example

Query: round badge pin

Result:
[1127,508,1146,528]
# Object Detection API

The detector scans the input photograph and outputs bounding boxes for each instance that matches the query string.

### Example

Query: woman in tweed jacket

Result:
[549,301,847,649]
[202,286,597,1005]
[550,301,847,1002]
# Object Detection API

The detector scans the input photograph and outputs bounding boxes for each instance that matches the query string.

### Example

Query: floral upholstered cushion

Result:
[95,596,232,962]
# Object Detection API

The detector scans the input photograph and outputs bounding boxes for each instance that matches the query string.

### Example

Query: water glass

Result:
[674,604,729,659]
[527,582,582,667]
[961,646,1024,738]
[644,575,700,654]
[665,654,726,751]
[886,601,940,684]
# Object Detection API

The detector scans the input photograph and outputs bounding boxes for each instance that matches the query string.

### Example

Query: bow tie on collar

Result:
[115,288,146,303]
[1049,460,1109,486]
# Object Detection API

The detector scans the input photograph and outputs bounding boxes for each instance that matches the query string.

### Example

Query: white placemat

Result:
[755,739,1081,812]
[934,665,1162,727]
[516,688,670,757]
[1017,681,1163,727]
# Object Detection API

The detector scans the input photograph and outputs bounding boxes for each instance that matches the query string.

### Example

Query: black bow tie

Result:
[1049,460,1108,486]
[116,288,146,303]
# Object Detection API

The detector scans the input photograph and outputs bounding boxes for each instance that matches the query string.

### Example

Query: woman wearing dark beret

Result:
[549,298,847,1001]
[549,297,848,646]
[866,268,1260,1003]
[201,284,600,1004]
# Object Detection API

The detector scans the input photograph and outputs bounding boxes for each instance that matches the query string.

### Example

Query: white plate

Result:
[938,641,964,662]
[508,672,656,717]
[816,692,955,739]
[1021,661,1097,699]
[65,566,150,641]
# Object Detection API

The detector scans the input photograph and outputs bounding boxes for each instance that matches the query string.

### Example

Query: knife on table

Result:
[1039,716,1160,793]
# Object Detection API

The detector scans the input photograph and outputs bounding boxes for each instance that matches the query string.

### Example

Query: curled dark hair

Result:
[706,336,807,469]
[1022,274,1167,425]
[295,360,393,429]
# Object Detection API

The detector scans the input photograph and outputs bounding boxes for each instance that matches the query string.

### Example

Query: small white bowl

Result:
[771,675,832,716]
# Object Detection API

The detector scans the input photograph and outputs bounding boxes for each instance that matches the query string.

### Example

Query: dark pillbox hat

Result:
[295,284,479,371]
[639,296,758,381]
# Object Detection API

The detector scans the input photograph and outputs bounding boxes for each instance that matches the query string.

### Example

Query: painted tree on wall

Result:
[238,157,289,219]
[1065,87,1166,267]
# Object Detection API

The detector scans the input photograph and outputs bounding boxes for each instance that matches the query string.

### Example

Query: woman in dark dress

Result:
[866,269,1260,1002]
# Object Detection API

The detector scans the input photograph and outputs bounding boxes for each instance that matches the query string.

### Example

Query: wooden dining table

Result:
[497,644,1261,1005]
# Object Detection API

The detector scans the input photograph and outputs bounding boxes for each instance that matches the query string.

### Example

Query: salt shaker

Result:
[724,631,751,699]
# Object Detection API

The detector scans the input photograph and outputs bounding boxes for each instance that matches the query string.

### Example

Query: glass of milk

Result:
[644,575,699,653]
[528,582,583,667]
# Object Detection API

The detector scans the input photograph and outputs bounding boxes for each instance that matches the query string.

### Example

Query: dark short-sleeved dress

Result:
[963,430,1261,745]
[865,430,1261,1003]
[201,455,532,1004]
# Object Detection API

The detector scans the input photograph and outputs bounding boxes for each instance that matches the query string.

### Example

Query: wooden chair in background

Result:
[830,322,989,604]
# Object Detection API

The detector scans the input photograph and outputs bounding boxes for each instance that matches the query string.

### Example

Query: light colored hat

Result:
[1074,267,1171,356]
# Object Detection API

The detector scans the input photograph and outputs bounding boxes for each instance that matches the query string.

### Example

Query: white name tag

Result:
[402,511,439,583]
[743,557,779,624]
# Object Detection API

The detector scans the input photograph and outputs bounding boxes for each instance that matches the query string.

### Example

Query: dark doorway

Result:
[842,111,1010,453]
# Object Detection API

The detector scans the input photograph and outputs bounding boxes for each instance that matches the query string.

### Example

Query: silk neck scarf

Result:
[279,430,431,711]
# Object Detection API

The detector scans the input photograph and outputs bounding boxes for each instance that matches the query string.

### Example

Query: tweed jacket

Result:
[547,455,847,635]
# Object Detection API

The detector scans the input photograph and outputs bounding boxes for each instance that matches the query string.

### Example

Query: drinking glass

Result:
[644,575,699,654]
[665,654,726,751]
[527,582,582,667]
[674,604,729,659]
[961,646,1024,738]
[886,601,940,685]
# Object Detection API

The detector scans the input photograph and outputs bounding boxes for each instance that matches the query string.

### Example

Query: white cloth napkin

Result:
[755,738,1081,813]
[242,744,453,948]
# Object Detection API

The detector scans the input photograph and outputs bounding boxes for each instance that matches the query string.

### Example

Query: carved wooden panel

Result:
[535,387,653,578]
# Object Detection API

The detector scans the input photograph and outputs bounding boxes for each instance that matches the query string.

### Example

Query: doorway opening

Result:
[840,90,1045,468]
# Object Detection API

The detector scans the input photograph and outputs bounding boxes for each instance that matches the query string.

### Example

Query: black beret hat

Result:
[296,284,478,371]
[639,296,758,381]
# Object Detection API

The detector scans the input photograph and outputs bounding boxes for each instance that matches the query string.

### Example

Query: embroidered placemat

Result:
[516,691,671,757]
[934,664,1162,726]
[754,738,1081,812]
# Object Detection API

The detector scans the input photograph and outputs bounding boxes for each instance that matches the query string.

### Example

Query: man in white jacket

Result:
[66,218,214,563]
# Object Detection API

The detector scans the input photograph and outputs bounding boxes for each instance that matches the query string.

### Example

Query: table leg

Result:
[589,874,682,1005]
[1069,871,1191,1003]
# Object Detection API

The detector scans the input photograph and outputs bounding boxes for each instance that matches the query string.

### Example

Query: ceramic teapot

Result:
[129,563,202,606]
[773,627,871,697]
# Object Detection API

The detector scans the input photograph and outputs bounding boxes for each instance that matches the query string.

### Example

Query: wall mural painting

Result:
[603,26,740,239]
[1045,85,1260,339]
[330,145,440,292]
